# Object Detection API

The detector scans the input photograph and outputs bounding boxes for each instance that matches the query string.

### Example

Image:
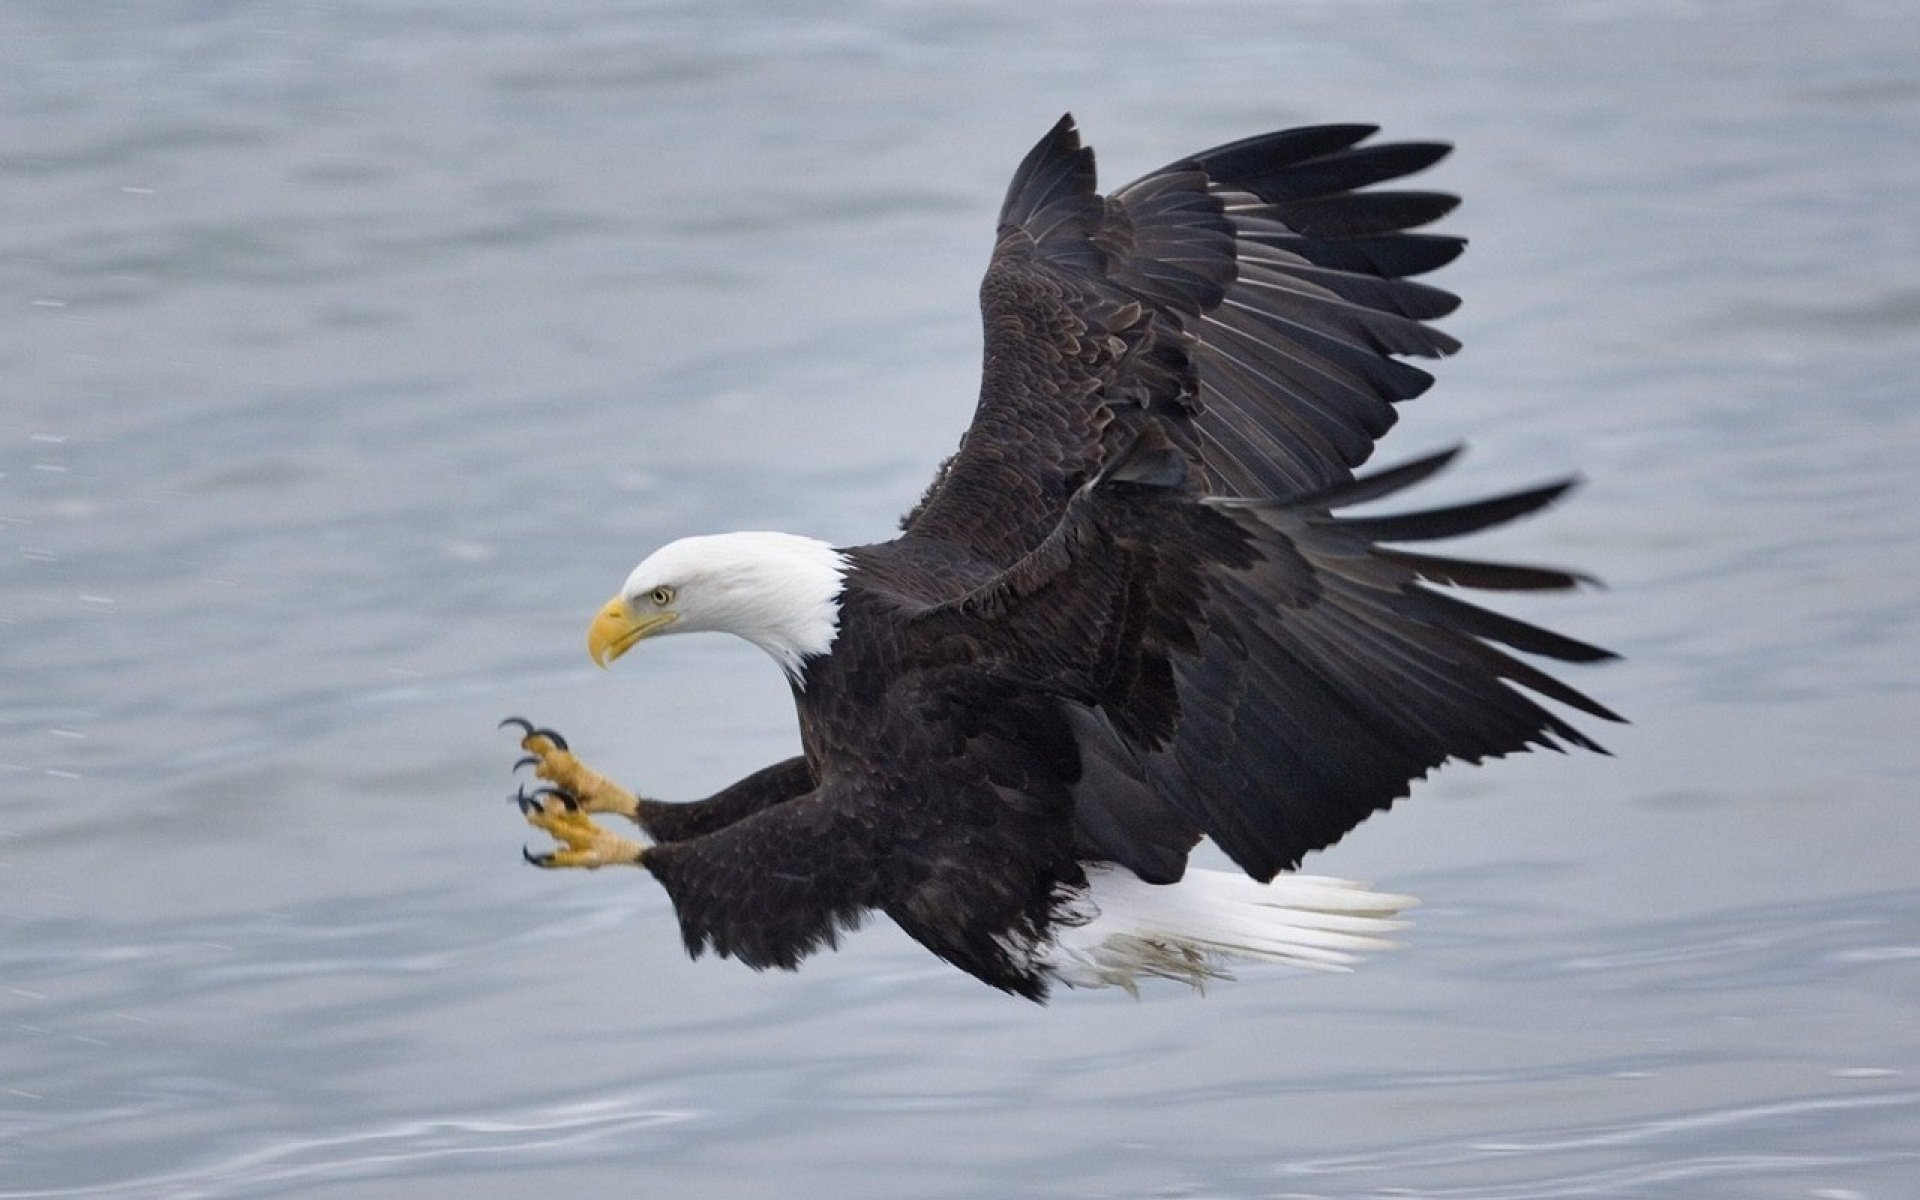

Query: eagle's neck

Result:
[703,532,849,685]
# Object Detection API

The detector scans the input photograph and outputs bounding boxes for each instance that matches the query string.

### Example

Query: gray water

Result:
[5,2,1920,1197]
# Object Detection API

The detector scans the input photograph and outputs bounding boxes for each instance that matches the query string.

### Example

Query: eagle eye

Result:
[649,586,675,608]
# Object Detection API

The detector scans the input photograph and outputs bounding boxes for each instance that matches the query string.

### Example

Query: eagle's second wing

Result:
[914,434,1621,883]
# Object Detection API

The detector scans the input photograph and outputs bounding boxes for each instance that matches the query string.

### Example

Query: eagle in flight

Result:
[504,115,1618,1001]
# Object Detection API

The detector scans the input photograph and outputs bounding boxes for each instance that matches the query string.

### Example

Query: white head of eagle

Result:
[589,531,850,683]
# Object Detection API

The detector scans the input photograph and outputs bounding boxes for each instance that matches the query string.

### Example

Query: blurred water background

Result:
[5,2,1920,1196]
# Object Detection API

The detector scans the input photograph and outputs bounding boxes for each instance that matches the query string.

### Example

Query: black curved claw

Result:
[522,846,556,869]
[532,785,578,813]
[498,716,570,752]
[512,755,539,774]
[513,785,538,815]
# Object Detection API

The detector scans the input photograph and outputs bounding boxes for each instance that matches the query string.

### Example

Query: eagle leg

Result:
[516,786,646,870]
[500,716,640,821]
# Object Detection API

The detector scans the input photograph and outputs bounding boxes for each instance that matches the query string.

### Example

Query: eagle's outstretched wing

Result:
[902,114,1463,565]
[912,433,1622,883]
[889,117,1613,881]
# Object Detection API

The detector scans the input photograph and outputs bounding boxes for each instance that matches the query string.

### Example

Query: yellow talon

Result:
[514,729,640,821]
[521,797,646,870]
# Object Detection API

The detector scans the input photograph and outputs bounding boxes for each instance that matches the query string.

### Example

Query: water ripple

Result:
[0,1089,697,1200]
[1275,1090,1920,1199]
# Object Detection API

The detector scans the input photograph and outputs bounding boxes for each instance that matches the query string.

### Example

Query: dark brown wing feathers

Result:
[911,427,1617,882]
[900,116,1618,882]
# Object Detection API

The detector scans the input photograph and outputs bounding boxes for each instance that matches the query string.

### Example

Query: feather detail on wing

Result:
[914,431,1621,883]
[902,113,1466,565]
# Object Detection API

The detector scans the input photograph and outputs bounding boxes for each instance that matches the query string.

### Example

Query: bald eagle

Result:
[505,115,1619,1000]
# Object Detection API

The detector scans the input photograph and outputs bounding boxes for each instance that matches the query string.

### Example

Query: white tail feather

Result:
[1044,865,1417,992]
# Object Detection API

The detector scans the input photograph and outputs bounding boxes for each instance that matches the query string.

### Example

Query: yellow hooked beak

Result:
[587,596,677,668]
